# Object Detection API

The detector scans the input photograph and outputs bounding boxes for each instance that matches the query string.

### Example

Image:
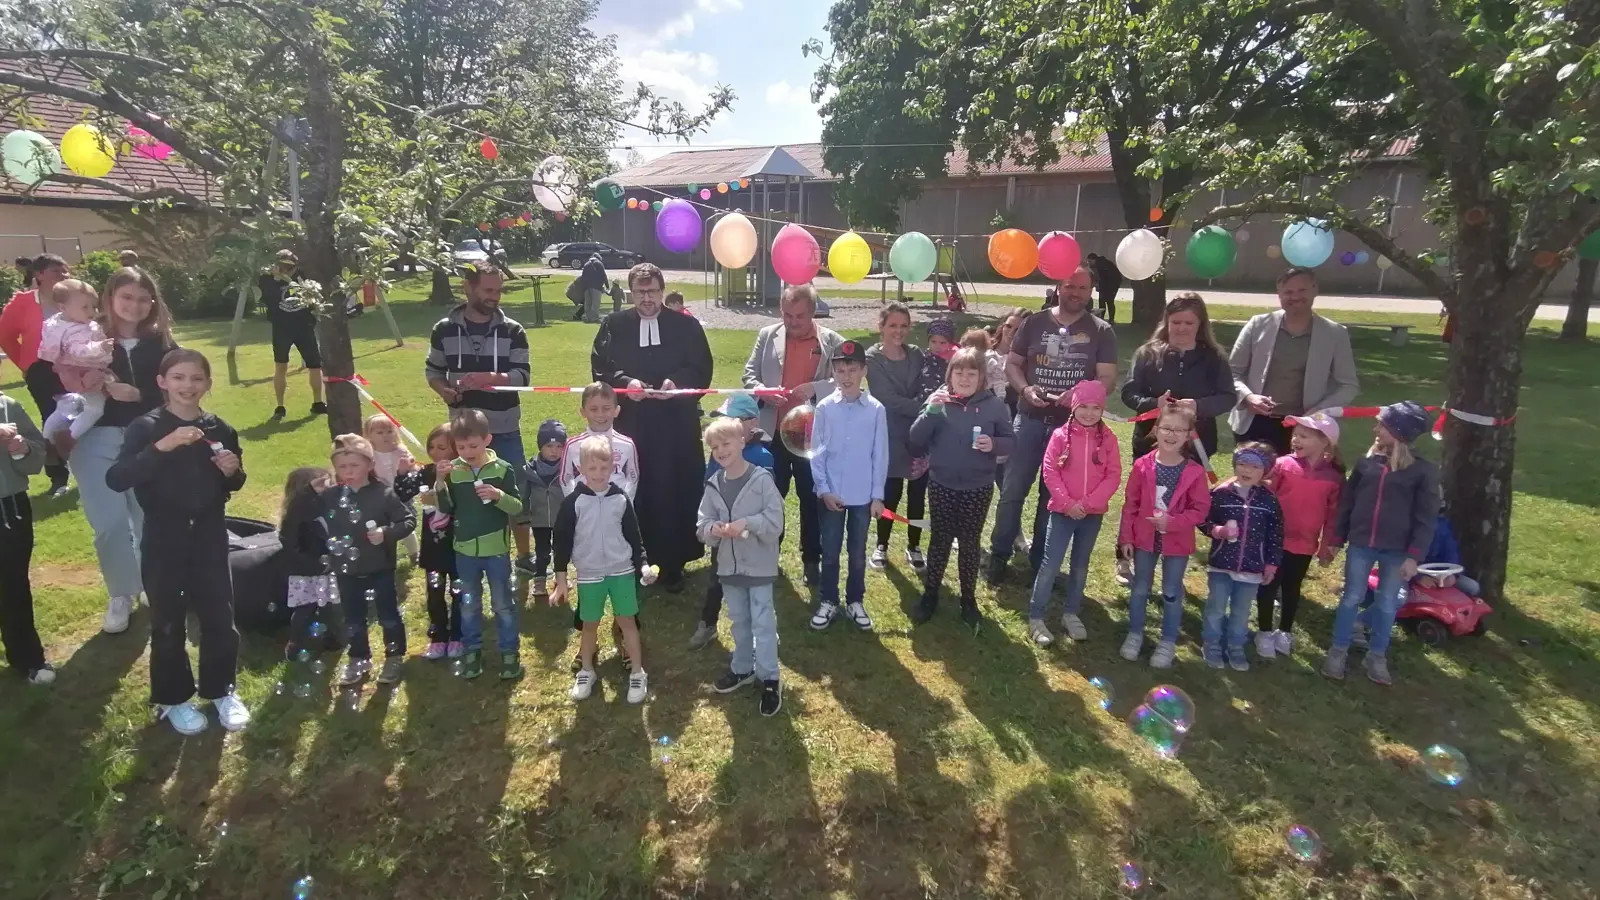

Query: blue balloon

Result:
[1281,219,1335,268]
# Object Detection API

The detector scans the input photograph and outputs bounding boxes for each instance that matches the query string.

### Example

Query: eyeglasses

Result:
[1156,426,1188,436]
[633,287,664,298]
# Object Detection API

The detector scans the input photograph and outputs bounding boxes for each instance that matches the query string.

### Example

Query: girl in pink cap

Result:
[1256,411,1345,659]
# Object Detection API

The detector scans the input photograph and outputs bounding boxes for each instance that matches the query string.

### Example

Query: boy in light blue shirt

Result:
[809,340,889,631]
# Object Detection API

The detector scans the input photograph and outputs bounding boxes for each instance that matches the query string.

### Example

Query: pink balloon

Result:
[125,126,172,161]
[699,188,711,200]
[771,223,821,284]
[1037,231,1083,281]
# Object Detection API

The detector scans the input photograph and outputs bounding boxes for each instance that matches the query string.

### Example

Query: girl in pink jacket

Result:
[1254,411,1345,659]
[1117,406,1212,668]
[1027,380,1121,646]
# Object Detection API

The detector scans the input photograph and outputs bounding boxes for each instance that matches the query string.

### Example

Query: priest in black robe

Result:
[590,263,714,591]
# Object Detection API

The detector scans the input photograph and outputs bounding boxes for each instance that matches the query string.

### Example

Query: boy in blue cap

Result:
[688,392,776,649]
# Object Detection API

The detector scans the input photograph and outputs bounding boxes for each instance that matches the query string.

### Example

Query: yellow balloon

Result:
[60,124,116,178]
[827,230,873,284]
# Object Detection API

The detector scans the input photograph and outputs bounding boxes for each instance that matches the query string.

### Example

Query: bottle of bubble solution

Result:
[473,478,492,504]
[971,425,982,449]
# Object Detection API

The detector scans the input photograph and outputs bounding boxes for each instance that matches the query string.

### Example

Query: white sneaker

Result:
[1029,619,1054,647]
[1060,613,1088,641]
[1115,557,1132,587]
[1149,640,1177,669]
[810,602,838,631]
[847,602,874,631]
[159,701,208,735]
[103,595,133,634]
[869,545,888,569]
[571,668,596,701]
[1119,632,1143,661]
[1274,630,1293,656]
[27,666,56,686]
[904,548,926,570]
[1014,534,1031,555]
[1255,630,1278,659]
[626,669,649,704]
[214,693,251,732]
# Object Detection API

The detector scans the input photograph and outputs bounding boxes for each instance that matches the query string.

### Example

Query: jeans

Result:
[725,582,779,682]
[1027,512,1103,620]
[336,571,404,660]
[1332,545,1408,655]
[583,287,604,323]
[456,553,518,654]
[989,414,1055,562]
[1203,571,1258,653]
[1127,549,1187,643]
[68,425,145,599]
[818,503,870,607]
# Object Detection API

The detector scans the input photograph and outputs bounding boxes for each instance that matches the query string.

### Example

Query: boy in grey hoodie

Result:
[0,392,52,685]
[696,417,786,716]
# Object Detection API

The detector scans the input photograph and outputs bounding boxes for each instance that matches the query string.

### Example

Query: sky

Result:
[594,0,833,164]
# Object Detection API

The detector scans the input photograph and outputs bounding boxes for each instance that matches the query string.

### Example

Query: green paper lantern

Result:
[1185,225,1237,279]
[593,178,626,211]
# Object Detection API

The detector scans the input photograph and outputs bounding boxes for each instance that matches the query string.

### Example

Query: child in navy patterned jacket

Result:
[1200,442,1283,671]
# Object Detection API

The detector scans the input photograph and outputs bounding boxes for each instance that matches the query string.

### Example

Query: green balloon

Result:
[889,231,938,283]
[1185,225,1238,279]
[593,178,626,211]
[651,200,663,212]
[1580,228,1600,261]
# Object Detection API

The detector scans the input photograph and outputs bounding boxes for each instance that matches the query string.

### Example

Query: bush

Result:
[145,261,239,319]
[79,250,120,293]
[0,265,20,307]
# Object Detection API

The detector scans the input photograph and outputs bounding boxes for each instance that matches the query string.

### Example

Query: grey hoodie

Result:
[696,462,785,583]
[0,393,45,523]
[907,392,1016,491]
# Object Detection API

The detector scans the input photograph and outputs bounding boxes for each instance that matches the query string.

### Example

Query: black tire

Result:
[546,258,558,268]
[1414,618,1449,646]
[568,259,582,269]
[1471,617,1488,637]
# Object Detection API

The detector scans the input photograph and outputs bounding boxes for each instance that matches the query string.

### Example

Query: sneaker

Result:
[339,659,370,686]
[446,641,466,659]
[214,693,251,731]
[48,483,72,500]
[377,657,405,684]
[869,545,888,570]
[422,642,447,660]
[1014,534,1031,555]
[759,680,782,716]
[515,554,537,575]
[1029,619,1055,647]
[1120,632,1144,661]
[1321,647,1348,680]
[803,560,821,586]
[810,602,838,630]
[103,595,133,634]
[688,621,717,650]
[533,577,548,598]
[713,670,754,693]
[626,669,649,704]
[27,665,56,686]
[911,592,937,625]
[460,649,483,679]
[1274,630,1293,656]
[846,602,873,631]
[1228,648,1250,672]
[1149,640,1177,669]
[1060,613,1087,641]
[905,548,926,570]
[500,652,524,680]
[1255,631,1278,659]
[1203,644,1226,669]
[1115,557,1132,587]
[960,601,983,632]
[271,405,287,420]
[570,668,596,700]
[1350,622,1370,650]
[309,401,328,415]
[1364,653,1392,686]
[159,701,208,735]
[985,557,1008,586]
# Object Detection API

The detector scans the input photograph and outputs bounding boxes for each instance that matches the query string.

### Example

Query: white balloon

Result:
[1115,228,1165,281]
[709,212,758,269]
[532,155,578,212]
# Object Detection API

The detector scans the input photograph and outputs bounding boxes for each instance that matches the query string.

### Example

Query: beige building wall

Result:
[0,204,129,262]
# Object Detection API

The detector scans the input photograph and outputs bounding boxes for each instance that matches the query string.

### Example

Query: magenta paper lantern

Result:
[125,126,173,161]
[771,223,821,284]
[654,198,703,254]
[1036,231,1083,281]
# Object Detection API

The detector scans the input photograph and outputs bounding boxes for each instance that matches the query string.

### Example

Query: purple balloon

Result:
[1340,251,1357,265]
[655,198,703,253]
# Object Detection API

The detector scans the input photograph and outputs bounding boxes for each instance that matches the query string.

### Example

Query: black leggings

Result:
[1256,551,1313,631]
[925,482,992,602]
[878,474,927,549]
[426,570,462,643]
[144,512,238,705]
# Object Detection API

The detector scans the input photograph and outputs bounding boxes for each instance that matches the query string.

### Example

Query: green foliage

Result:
[145,261,239,319]
[0,263,20,303]
[78,250,120,293]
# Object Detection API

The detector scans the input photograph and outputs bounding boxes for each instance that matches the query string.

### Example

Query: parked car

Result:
[542,243,568,267]
[555,242,645,270]
[452,239,506,266]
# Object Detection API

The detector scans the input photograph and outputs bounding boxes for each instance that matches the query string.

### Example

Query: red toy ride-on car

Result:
[1366,563,1492,646]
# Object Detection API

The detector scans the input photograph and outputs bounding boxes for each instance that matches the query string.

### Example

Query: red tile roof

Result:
[0,59,218,207]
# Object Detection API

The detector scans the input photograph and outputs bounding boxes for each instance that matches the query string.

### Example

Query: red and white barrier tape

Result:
[1313,405,1516,440]
[878,508,930,529]
[325,373,426,451]
[494,385,789,398]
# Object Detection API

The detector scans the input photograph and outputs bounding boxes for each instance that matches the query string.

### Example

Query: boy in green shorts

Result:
[550,436,656,703]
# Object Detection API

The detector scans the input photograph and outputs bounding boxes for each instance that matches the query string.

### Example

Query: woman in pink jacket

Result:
[1117,406,1212,668]
[1027,380,1121,646]
[1255,411,1345,659]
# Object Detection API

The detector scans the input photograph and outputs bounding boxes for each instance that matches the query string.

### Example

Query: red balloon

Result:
[496,217,512,229]
[988,229,1039,279]
[1036,231,1082,281]
[480,138,499,161]
[477,223,491,233]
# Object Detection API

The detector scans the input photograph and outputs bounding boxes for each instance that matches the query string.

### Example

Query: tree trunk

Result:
[429,268,455,304]
[1131,276,1166,329]
[1561,257,1595,340]
[1438,287,1525,602]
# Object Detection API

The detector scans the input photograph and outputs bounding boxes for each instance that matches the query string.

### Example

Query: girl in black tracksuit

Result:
[106,349,246,718]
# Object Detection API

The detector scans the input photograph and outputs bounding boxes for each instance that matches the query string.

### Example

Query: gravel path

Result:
[683,295,1024,333]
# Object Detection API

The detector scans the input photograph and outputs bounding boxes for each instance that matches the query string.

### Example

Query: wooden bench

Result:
[1349,323,1413,346]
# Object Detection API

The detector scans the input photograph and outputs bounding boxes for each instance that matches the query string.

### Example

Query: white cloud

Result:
[765,79,811,107]
[618,48,720,102]
[656,12,696,41]
[696,0,744,11]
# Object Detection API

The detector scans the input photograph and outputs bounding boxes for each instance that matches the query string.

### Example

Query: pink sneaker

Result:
[446,641,466,659]
[422,642,447,660]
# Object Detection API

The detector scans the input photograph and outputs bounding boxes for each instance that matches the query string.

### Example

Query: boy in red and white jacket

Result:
[560,382,639,499]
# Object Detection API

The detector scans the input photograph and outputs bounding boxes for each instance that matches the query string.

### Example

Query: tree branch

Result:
[23,172,218,208]
[440,178,530,218]
[1197,199,1456,304]
[0,49,182,72]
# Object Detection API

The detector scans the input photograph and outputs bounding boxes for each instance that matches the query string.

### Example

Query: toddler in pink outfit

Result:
[38,279,114,447]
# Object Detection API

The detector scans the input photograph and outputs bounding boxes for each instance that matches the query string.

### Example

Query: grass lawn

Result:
[1,274,1597,899]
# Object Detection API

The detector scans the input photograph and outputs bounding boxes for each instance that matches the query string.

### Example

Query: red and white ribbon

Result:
[1309,405,1516,440]
[325,373,426,451]
[494,385,789,399]
[878,508,930,529]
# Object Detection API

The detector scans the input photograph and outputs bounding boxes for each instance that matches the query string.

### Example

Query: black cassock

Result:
[591,308,714,576]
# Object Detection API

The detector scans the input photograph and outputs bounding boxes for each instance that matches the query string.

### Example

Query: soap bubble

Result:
[1285,824,1323,863]
[309,660,326,676]
[308,621,327,639]
[1421,744,1469,787]
[273,681,287,696]
[215,820,230,840]
[1118,860,1145,890]
[450,579,465,595]
[1127,704,1184,759]
[366,589,377,603]
[347,509,361,524]
[1087,676,1114,711]
[295,648,312,663]
[347,545,360,561]
[1142,685,1195,733]
[292,875,315,899]
[657,735,672,746]
[57,393,87,421]
[293,682,313,699]
[778,403,823,460]
[337,491,353,509]
[428,571,441,588]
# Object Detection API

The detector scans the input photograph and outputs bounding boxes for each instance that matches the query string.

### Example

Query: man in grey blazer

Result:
[742,284,846,585]
[1229,267,1360,454]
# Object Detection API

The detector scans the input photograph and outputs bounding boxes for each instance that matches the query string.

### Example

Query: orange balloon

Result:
[1149,207,1163,223]
[627,197,639,209]
[739,178,750,189]
[717,182,730,194]
[988,229,1039,279]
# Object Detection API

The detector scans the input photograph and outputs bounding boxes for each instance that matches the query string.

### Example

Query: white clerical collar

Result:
[639,314,661,347]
